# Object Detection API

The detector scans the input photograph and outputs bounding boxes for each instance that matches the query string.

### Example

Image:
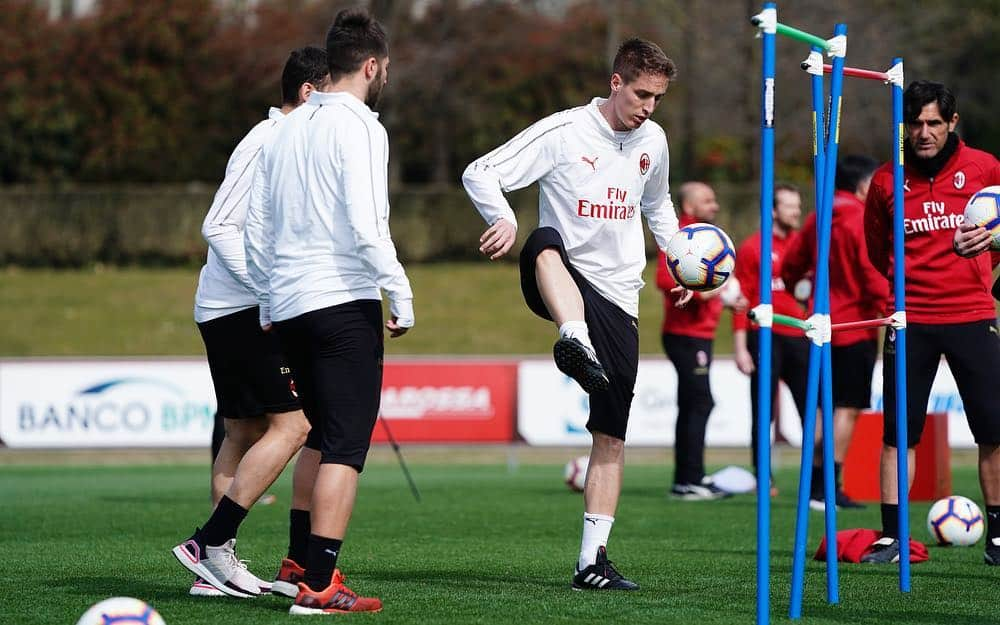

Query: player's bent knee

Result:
[268,410,311,447]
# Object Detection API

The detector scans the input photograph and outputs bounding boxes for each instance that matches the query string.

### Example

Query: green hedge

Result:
[0,183,772,267]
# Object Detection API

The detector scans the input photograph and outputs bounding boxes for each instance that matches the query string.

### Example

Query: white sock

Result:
[559,321,595,351]
[578,512,614,571]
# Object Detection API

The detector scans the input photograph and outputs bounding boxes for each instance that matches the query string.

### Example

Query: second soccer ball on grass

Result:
[564,456,589,492]
[664,223,736,292]
[926,495,984,546]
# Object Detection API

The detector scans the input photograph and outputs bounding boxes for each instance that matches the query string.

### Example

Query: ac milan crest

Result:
[639,153,650,175]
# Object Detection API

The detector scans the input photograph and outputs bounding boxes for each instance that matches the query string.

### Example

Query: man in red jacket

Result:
[733,183,811,490]
[862,81,1000,565]
[783,155,889,510]
[658,182,747,500]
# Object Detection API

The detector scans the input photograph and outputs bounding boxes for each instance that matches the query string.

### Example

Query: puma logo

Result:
[581,155,598,171]
[585,517,598,526]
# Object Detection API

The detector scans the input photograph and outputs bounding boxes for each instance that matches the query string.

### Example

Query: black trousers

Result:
[747,330,810,473]
[662,333,715,485]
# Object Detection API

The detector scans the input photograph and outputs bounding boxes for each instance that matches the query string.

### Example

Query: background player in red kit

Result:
[658,181,747,500]
[782,155,889,510]
[733,183,810,492]
[862,80,1000,564]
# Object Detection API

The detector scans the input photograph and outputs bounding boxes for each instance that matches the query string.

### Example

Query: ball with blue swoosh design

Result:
[664,223,736,291]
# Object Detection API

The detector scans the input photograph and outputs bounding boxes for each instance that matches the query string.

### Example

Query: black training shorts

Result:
[831,339,877,409]
[520,227,638,440]
[197,306,300,419]
[882,319,1000,448]
[274,301,384,471]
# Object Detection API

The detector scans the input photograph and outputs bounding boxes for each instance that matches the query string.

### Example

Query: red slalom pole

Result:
[819,64,889,82]
[830,317,893,333]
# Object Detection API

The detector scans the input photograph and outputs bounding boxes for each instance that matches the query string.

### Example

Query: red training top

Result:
[732,230,806,337]
[782,189,890,345]
[657,214,723,339]
[864,140,1000,325]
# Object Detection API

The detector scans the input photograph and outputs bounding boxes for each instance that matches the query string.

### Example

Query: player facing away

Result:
[245,9,412,613]
[172,47,329,599]
[782,155,888,511]
[463,38,689,591]
[657,182,747,500]
[862,81,1000,564]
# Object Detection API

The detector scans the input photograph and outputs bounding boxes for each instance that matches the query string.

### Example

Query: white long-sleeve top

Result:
[463,97,679,317]
[194,107,283,323]
[244,91,413,326]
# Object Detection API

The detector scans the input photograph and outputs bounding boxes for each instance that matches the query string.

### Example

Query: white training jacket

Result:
[244,91,413,327]
[462,97,679,318]
[194,107,283,323]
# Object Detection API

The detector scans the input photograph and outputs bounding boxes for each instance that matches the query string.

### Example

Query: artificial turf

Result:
[1,460,997,625]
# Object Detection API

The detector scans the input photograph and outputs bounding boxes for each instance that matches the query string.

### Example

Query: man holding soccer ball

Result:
[463,38,690,590]
[862,80,1000,565]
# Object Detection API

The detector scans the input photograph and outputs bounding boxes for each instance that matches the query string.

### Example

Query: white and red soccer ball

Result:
[76,597,165,625]
[962,185,1000,251]
[665,223,737,292]
[926,495,984,547]
[564,456,589,492]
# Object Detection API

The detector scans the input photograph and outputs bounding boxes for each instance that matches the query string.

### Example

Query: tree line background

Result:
[1,0,998,265]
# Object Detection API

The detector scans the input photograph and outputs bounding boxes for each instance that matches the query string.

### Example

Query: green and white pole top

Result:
[750,12,846,58]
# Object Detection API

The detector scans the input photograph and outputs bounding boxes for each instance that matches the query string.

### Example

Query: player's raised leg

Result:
[522,229,609,394]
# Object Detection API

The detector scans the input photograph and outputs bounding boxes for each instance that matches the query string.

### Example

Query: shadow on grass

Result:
[363,568,568,590]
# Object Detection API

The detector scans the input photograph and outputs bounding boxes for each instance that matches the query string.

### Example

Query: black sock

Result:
[987,505,1000,543]
[288,509,311,564]
[810,464,823,498]
[881,503,899,539]
[304,534,343,591]
[834,463,842,489]
[200,495,248,547]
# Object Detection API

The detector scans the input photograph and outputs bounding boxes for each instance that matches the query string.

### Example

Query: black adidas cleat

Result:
[554,337,609,394]
[860,537,900,564]
[985,538,1000,566]
[572,546,638,591]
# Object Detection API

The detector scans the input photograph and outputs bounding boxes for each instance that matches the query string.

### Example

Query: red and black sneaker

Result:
[289,579,382,614]
[272,559,344,598]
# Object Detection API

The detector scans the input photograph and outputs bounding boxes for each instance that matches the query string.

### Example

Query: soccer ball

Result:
[564,456,589,492]
[665,223,736,292]
[962,185,1000,250]
[76,597,165,625]
[926,495,984,546]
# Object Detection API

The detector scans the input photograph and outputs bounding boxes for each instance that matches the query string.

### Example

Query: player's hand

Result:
[261,323,272,333]
[735,349,755,375]
[730,294,750,313]
[671,285,694,307]
[479,218,516,260]
[386,317,410,338]
[953,222,992,258]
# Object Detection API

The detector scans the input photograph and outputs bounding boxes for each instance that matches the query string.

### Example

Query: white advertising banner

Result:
[0,359,215,448]
[517,358,976,448]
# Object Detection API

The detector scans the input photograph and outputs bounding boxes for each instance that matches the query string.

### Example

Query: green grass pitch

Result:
[1,458,998,624]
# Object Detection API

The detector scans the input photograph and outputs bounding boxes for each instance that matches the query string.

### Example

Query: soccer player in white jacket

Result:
[171,47,328,600]
[244,9,410,614]
[463,38,690,591]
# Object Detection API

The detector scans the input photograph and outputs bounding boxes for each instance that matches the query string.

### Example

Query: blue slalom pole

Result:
[818,23,847,606]
[789,44,825,620]
[890,57,911,592]
[756,5,777,625]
